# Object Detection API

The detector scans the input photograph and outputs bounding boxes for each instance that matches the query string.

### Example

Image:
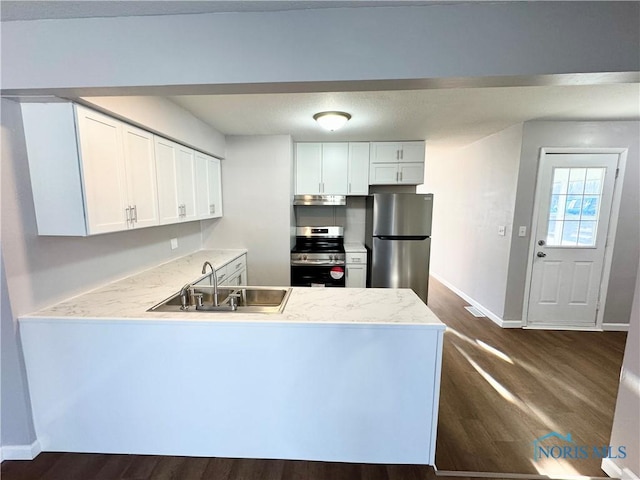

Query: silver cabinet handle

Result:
[132,205,137,223]
[218,273,226,280]
[125,206,131,225]
[399,171,403,182]
[396,171,399,182]
[210,204,215,214]
[352,257,361,262]
[400,149,404,160]
[396,150,400,160]
[349,182,351,193]
[236,262,242,269]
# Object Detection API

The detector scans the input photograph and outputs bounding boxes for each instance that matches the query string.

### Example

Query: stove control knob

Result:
[302,255,308,261]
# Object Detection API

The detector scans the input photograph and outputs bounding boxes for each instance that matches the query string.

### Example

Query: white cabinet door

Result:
[154,137,180,225]
[399,142,425,163]
[369,163,399,185]
[346,264,367,288]
[76,106,129,234]
[398,162,425,185]
[370,142,400,164]
[156,138,197,223]
[122,125,159,229]
[295,143,323,194]
[195,152,210,218]
[321,143,349,194]
[208,157,223,218]
[195,152,223,219]
[176,145,197,222]
[347,143,370,195]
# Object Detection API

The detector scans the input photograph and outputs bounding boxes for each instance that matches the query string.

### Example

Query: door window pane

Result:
[546,167,605,247]
[561,221,580,246]
[581,196,599,220]
[578,221,597,246]
[565,195,582,220]
[585,168,605,194]
[552,168,570,194]
[568,168,586,194]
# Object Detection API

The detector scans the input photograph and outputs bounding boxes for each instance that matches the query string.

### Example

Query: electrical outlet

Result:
[170,238,178,250]
[498,225,506,236]
[518,226,527,237]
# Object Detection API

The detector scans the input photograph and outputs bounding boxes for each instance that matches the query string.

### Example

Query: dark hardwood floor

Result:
[2,279,626,480]
[428,277,627,478]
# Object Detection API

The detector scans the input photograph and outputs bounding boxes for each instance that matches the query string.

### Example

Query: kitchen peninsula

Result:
[18,250,445,465]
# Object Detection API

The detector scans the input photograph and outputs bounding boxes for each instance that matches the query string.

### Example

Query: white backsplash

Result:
[294,197,366,244]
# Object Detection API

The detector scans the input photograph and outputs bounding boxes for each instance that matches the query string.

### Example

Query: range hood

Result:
[293,194,346,206]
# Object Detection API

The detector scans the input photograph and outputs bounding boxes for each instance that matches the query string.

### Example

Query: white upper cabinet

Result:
[320,143,349,194]
[155,137,198,224]
[22,102,221,236]
[21,103,162,236]
[195,151,223,219]
[347,143,370,195]
[176,144,197,222]
[75,106,130,234]
[122,125,159,229]
[154,137,181,225]
[295,143,348,195]
[295,142,367,195]
[369,141,425,185]
[295,143,323,194]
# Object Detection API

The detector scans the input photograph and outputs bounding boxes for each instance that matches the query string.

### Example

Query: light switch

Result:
[518,226,527,237]
[170,238,178,250]
[498,225,506,236]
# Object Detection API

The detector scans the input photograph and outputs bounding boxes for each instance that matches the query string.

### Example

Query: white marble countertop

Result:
[20,249,444,329]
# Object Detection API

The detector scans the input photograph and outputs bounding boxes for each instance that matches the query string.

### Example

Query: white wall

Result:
[504,121,640,325]
[1,251,36,448]
[603,256,640,479]
[423,124,523,319]
[2,3,638,93]
[80,96,225,158]
[202,135,293,286]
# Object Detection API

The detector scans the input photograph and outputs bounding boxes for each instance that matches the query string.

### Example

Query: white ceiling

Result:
[4,1,638,147]
[170,83,640,147]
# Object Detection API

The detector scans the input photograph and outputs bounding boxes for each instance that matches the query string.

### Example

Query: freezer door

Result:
[372,193,433,236]
[371,237,430,303]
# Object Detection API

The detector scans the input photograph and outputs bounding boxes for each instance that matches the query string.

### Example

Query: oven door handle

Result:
[291,260,346,266]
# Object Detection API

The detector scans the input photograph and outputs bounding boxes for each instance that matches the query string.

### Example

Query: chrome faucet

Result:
[201,261,219,306]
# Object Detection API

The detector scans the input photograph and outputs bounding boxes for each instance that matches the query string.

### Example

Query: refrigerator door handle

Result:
[377,235,429,241]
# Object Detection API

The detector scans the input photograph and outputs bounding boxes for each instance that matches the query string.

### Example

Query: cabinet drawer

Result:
[227,255,247,276]
[346,252,366,264]
[216,264,229,285]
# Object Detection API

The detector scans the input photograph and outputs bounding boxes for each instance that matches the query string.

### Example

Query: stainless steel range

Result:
[291,226,346,287]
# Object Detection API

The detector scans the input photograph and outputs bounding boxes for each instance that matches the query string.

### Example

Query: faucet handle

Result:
[193,292,204,308]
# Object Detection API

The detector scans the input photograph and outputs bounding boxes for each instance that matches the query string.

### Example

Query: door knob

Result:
[538,239,546,246]
[537,251,546,258]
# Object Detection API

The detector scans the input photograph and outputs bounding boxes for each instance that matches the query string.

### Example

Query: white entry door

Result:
[527,153,619,328]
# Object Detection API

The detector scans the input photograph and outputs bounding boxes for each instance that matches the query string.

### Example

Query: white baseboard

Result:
[431,273,522,329]
[0,440,42,462]
[602,458,640,480]
[602,323,630,332]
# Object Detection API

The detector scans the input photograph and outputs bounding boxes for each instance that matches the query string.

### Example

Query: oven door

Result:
[291,264,346,287]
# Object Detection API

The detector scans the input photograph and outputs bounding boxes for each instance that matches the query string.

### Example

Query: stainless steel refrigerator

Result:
[365,193,433,303]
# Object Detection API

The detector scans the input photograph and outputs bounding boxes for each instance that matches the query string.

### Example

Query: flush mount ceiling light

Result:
[313,111,351,131]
